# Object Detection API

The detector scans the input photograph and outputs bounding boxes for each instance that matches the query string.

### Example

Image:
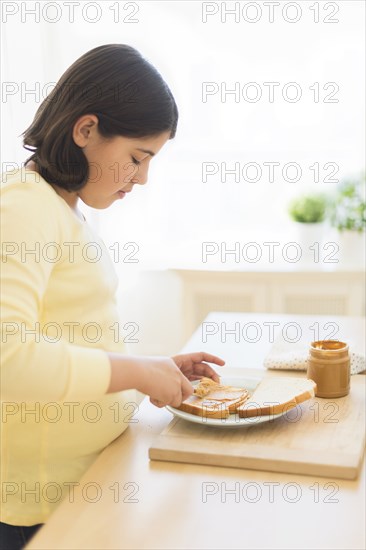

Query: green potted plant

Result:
[288,193,328,266]
[330,175,365,233]
[329,174,366,268]
[288,194,327,224]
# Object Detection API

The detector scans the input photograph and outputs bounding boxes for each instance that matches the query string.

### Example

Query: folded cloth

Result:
[264,338,366,375]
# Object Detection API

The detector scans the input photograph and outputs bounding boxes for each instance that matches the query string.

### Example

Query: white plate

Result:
[166,376,286,428]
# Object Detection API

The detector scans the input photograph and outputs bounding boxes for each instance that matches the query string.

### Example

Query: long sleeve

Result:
[1,173,112,402]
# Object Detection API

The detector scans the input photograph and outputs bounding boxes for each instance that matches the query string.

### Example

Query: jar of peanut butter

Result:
[307,340,350,398]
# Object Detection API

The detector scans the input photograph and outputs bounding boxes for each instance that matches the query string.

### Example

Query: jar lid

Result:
[310,340,348,352]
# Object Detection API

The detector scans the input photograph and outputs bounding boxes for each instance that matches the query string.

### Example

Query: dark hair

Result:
[23,44,178,191]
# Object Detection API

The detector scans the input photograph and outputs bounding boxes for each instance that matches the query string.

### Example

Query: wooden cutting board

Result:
[149,371,366,480]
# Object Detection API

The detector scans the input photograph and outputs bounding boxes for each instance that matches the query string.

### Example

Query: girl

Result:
[0,44,224,550]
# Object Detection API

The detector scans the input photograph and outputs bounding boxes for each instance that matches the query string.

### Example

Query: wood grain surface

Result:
[149,370,366,480]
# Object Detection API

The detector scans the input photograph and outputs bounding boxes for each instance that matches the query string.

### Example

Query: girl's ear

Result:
[72,114,100,147]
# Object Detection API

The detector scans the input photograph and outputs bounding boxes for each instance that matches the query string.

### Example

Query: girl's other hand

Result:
[171,352,225,383]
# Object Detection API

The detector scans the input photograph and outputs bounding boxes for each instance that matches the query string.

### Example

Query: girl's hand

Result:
[137,356,194,408]
[107,353,194,408]
[171,352,225,383]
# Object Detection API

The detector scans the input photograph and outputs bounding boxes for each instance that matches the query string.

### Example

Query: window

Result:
[2,1,364,277]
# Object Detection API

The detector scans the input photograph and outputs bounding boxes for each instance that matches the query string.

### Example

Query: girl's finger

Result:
[190,353,225,366]
[189,363,220,381]
[180,375,194,402]
[150,397,165,408]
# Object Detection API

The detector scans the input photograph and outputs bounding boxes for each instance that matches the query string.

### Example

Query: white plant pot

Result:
[294,222,325,268]
[336,231,366,269]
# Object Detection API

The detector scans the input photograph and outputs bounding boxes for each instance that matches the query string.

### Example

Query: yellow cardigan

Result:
[1,170,134,525]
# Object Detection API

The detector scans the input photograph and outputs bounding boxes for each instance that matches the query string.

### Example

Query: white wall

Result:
[2,1,365,355]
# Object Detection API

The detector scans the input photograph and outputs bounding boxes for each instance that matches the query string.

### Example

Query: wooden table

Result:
[27,313,366,550]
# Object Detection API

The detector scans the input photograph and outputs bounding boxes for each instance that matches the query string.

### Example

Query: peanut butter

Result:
[307,340,350,398]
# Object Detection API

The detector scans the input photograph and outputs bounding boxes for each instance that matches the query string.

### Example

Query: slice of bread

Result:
[177,378,250,419]
[237,377,317,418]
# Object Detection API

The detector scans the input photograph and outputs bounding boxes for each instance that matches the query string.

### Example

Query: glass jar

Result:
[307,340,350,398]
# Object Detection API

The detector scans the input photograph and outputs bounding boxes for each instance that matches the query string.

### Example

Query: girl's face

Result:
[74,115,171,209]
